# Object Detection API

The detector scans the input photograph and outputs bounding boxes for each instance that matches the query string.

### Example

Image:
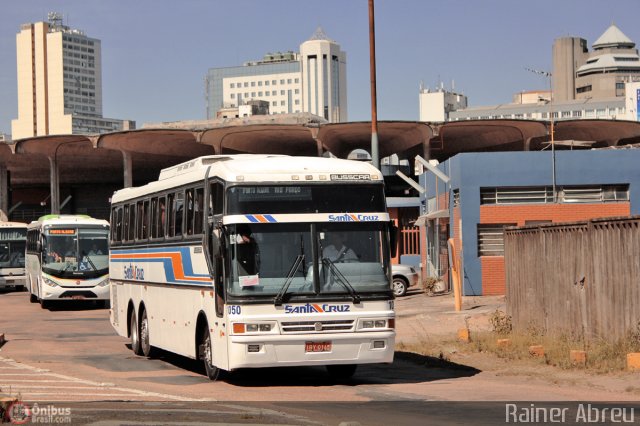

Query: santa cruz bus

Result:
[109,155,396,380]
[0,221,28,291]
[26,215,110,309]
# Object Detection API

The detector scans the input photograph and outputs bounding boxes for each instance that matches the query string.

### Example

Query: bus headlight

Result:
[96,278,110,287]
[358,318,394,330]
[232,322,276,334]
[42,277,59,287]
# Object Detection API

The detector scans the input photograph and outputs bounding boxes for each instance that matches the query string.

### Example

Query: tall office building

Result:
[205,28,347,122]
[11,13,134,140]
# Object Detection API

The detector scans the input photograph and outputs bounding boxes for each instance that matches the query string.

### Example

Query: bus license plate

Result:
[305,341,331,353]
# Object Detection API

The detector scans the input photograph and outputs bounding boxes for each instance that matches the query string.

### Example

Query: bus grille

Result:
[280,319,354,333]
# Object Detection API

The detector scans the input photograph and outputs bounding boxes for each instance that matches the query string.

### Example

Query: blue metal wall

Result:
[420,149,640,295]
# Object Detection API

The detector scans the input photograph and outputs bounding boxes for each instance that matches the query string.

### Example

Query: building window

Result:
[576,85,592,94]
[272,80,277,85]
[230,94,235,98]
[295,89,300,94]
[294,99,300,105]
[272,90,276,96]
[265,80,270,86]
[280,79,285,84]
[562,111,571,118]
[258,81,262,86]
[287,79,292,84]
[272,101,277,106]
[280,101,285,106]
[251,92,256,97]
[542,112,548,119]
[452,189,460,207]
[573,110,582,117]
[258,91,263,96]
[295,78,299,83]
[280,90,285,95]
[585,109,595,118]
[477,224,515,257]
[480,185,629,205]
[596,108,606,118]
[230,83,235,88]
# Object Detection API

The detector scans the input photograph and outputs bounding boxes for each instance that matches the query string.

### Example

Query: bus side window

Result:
[114,207,123,243]
[210,182,223,216]
[158,196,166,238]
[150,197,158,238]
[142,200,150,239]
[128,203,136,241]
[123,205,130,242]
[186,188,194,235]
[168,193,176,237]
[194,187,204,234]
[175,192,184,237]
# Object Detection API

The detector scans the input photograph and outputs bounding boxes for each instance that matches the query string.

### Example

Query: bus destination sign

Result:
[49,229,76,235]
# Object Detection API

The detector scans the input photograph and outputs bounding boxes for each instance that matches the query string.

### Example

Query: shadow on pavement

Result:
[142,347,480,387]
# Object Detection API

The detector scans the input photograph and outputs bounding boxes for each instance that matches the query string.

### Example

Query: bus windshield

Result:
[0,241,26,269]
[42,228,109,278]
[226,222,390,300]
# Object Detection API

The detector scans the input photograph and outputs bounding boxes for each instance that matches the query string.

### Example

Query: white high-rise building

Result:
[11,12,134,139]
[206,28,347,122]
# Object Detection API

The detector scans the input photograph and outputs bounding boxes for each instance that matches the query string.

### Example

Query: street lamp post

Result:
[526,68,556,202]
[368,0,379,169]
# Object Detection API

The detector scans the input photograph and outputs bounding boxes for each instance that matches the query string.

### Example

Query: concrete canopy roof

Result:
[4,116,640,190]
[315,121,432,159]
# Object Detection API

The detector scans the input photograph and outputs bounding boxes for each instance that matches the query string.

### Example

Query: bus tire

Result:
[40,299,50,309]
[201,327,221,381]
[130,310,143,355]
[326,364,357,379]
[15,285,25,292]
[140,309,155,358]
[29,293,37,303]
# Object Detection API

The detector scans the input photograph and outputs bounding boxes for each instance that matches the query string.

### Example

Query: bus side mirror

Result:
[390,223,398,258]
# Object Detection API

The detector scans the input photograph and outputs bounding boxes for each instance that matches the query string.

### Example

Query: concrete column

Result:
[48,156,60,214]
[122,150,132,188]
[0,165,8,220]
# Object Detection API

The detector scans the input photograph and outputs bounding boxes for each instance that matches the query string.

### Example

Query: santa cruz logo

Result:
[328,214,379,222]
[284,303,351,313]
[123,263,145,280]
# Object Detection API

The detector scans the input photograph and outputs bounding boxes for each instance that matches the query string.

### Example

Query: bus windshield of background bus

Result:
[226,222,390,299]
[42,228,109,277]
[226,184,385,214]
[0,242,26,269]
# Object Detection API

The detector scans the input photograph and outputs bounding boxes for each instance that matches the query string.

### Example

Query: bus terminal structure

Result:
[3,113,640,295]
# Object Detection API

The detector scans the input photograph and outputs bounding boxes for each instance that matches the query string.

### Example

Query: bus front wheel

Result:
[130,311,143,355]
[201,328,221,381]
[29,293,37,303]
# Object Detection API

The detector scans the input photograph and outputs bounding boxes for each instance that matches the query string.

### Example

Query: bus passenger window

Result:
[150,198,158,238]
[115,207,123,242]
[142,200,150,239]
[186,188,194,235]
[123,205,130,242]
[168,193,176,237]
[210,182,223,215]
[158,197,166,238]
[128,203,135,241]
[136,201,144,240]
[194,187,204,234]
[175,192,184,237]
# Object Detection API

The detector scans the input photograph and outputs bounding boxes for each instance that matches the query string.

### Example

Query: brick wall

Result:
[478,202,631,294]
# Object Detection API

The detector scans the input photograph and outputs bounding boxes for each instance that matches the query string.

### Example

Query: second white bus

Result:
[26,215,110,309]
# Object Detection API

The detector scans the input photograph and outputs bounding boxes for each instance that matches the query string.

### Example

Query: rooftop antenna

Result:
[47,12,63,28]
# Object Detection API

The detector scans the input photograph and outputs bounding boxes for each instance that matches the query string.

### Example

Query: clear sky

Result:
[1,0,638,134]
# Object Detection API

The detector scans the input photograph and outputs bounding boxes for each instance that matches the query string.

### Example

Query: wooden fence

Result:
[504,216,640,342]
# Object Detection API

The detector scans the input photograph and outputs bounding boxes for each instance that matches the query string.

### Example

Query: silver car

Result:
[391,264,419,297]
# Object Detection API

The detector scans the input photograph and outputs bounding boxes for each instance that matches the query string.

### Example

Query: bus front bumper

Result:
[41,283,110,301]
[227,331,395,370]
[0,277,26,288]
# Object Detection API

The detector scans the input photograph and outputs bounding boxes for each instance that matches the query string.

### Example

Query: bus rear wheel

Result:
[130,311,142,355]
[140,309,155,358]
[201,327,221,381]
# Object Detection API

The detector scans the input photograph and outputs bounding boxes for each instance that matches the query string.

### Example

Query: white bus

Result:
[109,155,396,380]
[0,221,28,291]
[26,215,110,309]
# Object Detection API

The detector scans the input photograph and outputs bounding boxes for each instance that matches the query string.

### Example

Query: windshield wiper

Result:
[322,258,361,304]
[274,254,305,306]
[84,254,97,271]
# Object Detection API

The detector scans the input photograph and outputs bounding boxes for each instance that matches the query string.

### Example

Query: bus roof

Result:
[28,215,109,228]
[112,155,384,204]
[0,221,28,228]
